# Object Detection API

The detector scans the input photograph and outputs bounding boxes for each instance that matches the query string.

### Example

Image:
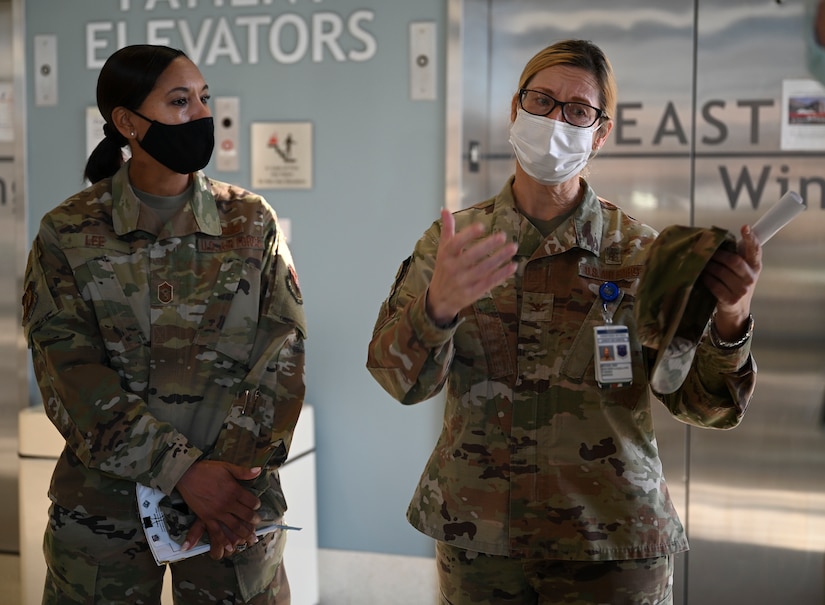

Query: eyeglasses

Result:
[518,89,606,128]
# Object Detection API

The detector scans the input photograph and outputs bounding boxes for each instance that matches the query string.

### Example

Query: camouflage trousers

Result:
[436,542,673,605]
[41,503,290,605]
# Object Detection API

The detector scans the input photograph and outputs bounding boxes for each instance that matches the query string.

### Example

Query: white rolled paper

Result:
[750,191,806,245]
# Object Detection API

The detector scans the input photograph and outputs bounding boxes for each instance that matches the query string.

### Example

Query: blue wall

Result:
[24,0,446,558]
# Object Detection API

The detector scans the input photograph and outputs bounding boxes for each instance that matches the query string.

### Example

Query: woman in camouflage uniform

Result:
[22,45,305,604]
[367,39,762,605]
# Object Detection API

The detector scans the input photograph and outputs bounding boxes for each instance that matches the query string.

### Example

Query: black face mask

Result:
[132,110,215,174]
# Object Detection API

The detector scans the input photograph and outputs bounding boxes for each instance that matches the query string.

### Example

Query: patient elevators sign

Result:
[251,121,313,190]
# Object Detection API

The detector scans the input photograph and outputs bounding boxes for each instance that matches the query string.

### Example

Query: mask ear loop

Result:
[590,120,608,159]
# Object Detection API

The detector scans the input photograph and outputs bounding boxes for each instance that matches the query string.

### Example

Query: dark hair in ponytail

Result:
[84,44,186,184]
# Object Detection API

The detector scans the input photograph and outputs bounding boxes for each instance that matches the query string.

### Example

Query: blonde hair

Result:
[517,39,617,120]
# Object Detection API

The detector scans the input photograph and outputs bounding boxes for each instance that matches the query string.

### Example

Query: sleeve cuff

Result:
[150,434,204,496]
[695,332,754,398]
[408,292,464,349]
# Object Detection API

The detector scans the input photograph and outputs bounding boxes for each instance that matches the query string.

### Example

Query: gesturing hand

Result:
[426,208,518,326]
[176,460,263,560]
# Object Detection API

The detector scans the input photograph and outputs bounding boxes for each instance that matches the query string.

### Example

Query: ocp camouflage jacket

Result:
[367,177,755,560]
[22,162,306,520]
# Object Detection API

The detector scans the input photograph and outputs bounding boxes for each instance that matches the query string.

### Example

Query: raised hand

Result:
[425,208,518,326]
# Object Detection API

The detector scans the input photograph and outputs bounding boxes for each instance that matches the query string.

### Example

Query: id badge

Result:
[594,324,633,387]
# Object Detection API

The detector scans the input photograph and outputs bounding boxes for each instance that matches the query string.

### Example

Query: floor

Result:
[0,553,22,604]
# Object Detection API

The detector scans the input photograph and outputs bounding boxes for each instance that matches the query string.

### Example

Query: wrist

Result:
[709,313,754,349]
[425,289,458,328]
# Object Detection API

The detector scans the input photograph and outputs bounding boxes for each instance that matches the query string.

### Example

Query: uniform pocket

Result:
[43,503,164,603]
[84,256,147,354]
[43,519,99,604]
[210,388,275,469]
[195,258,262,364]
[472,296,514,380]
[234,525,287,602]
[562,293,646,410]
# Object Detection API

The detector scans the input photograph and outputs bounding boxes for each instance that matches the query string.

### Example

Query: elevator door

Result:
[688,1,825,603]
[0,0,21,555]
[447,1,825,603]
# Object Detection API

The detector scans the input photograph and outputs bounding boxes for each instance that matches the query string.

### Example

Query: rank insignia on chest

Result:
[158,281,174,304]
[605,244,622,265]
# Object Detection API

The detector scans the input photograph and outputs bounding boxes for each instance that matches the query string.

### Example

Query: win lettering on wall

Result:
[86,0,377,68]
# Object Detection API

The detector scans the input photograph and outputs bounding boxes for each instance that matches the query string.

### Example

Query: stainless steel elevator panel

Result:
[690,2,825,603]
[0,0,21,555]
[455,0,698,231]
[0,152,19,555]
[447,1,825,602]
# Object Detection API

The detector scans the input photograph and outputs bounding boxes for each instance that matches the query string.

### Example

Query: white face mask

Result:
[508,108,598,185]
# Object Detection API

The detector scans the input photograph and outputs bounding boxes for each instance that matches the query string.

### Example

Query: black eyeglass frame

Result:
[518,88,608,128]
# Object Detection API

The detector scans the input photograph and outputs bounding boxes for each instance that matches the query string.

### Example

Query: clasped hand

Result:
[176,460,263,560]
